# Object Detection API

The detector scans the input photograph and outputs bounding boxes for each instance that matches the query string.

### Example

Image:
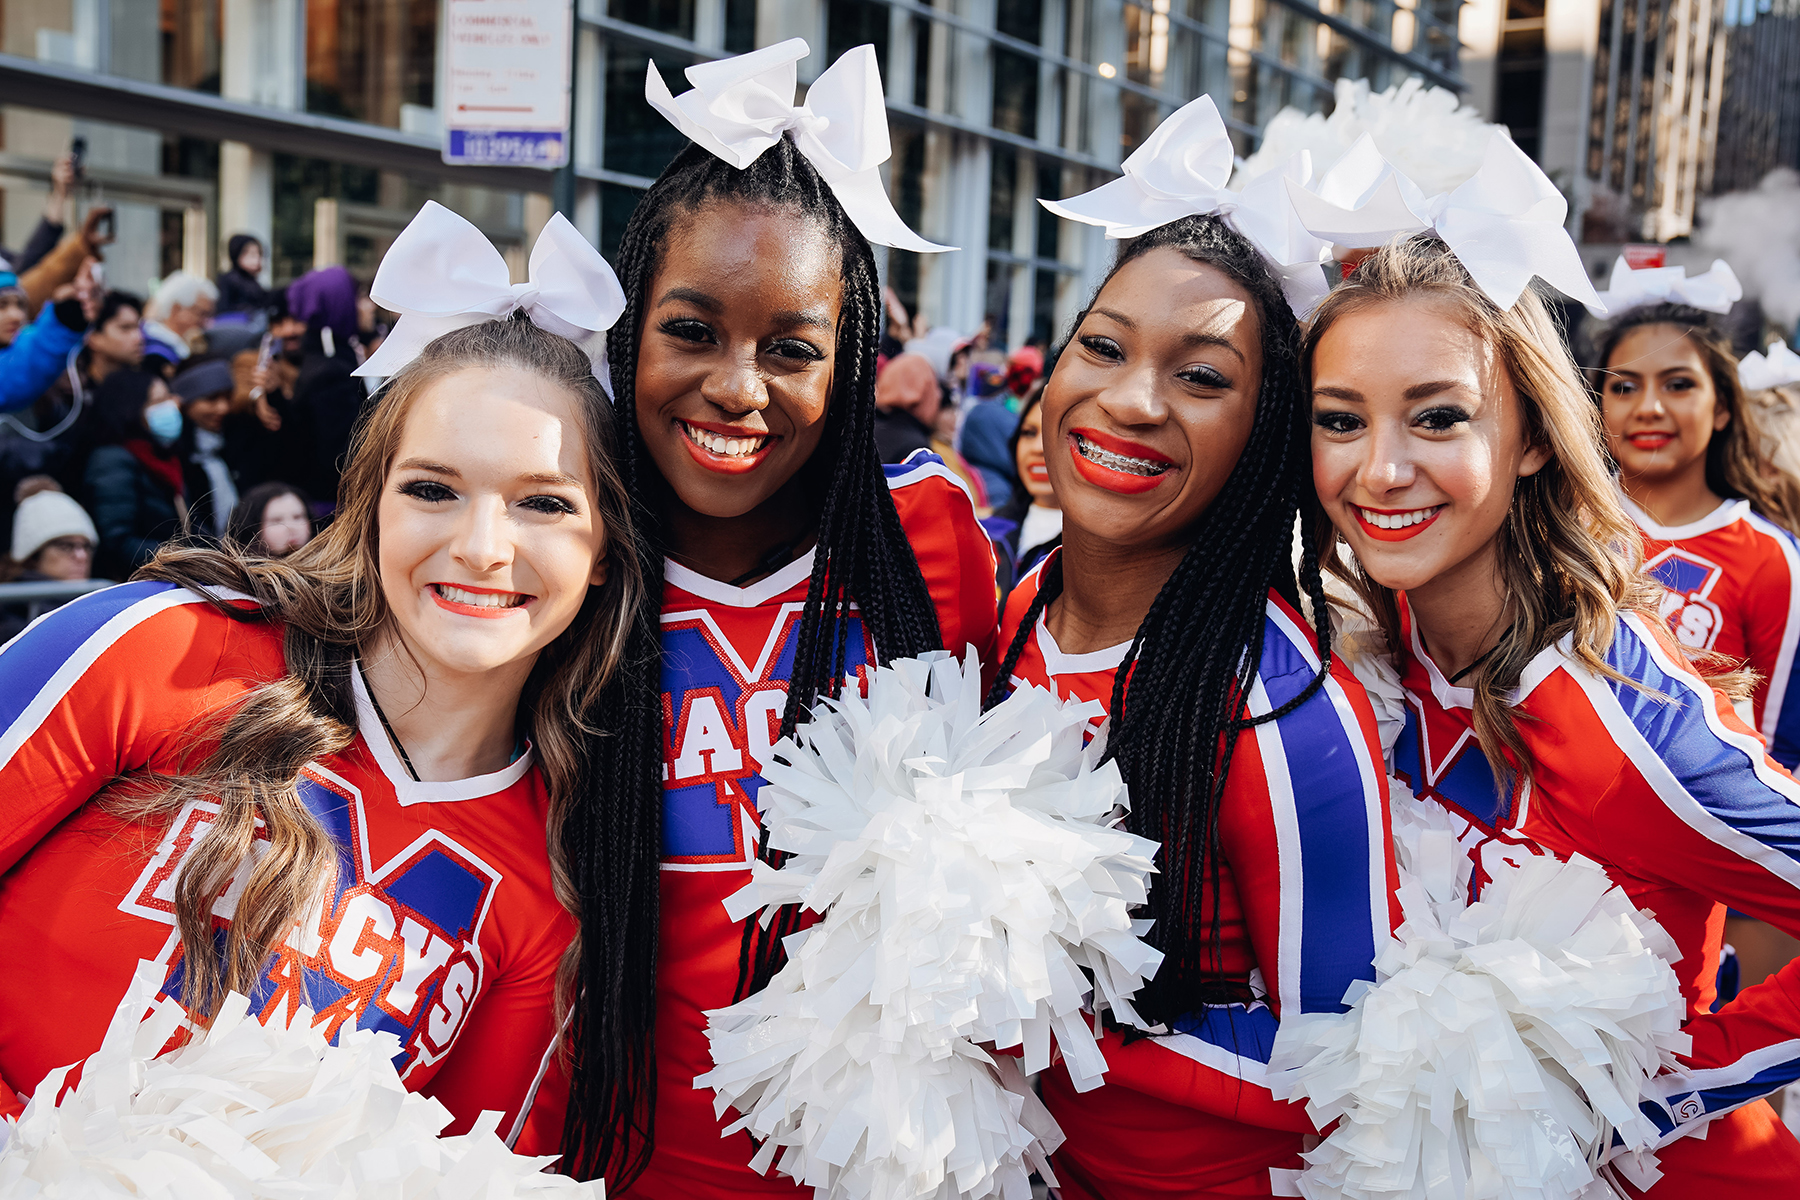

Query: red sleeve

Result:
[420,907,575,1148]
[0,584,267,874]
[887,454,1000,676]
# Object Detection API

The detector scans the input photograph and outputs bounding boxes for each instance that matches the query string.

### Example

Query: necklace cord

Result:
[357,658,421,782]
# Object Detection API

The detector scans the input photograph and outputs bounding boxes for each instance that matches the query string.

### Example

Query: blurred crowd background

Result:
[0,0,1797,660]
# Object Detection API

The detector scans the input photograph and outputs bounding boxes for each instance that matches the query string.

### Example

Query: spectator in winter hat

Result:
[170,357,242,538]
[0,485,98,642]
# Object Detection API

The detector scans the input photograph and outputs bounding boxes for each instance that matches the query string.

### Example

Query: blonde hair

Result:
[1305,235,1662,776]
[129,316,643,1017]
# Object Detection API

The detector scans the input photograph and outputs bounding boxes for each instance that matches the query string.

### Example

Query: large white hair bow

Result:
[1039,95,1334,314]
[1594,256,1742,316]
[355,200,627,383]
[646,39,952,254]
[1739,340,1800,392]
[1284,132,1607,316]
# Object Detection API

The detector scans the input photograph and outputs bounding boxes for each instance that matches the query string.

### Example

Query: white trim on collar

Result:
[662,550,817,609]
[352,666,535,806]
[1617,487,1748,541]
[1033,611,1131,677]
[1408,613,1566,710]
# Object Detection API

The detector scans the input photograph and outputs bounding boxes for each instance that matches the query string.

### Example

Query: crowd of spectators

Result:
[0,159,381,632]
[874,288,1060,595]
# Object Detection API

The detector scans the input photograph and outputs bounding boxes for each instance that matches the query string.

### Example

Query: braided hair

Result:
[985,215,1332,1027]
[558,139,946,1181]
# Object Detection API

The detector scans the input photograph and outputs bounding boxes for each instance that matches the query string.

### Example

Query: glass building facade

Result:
[0,0,1460,345]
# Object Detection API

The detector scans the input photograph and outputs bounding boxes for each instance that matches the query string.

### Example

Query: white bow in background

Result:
[1284,132,1607,316]
[645,39,953,254]
[1593,256,1743,316]
[355,201,627,384]
[1739,340,1800,392]
[1039,95,1335,314]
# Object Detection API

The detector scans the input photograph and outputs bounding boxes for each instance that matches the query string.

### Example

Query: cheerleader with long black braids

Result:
[985,97,1398,1199]
[526,40,999,1196]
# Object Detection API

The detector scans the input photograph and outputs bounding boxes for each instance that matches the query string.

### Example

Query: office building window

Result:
[305,0,437,128]
[606,49,691,179]
[162,0,223,93]
[828,0,890,74]
[618,0,696,39]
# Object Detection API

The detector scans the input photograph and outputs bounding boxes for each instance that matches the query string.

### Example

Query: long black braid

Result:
[984,215,1334,1028]
[559,139,946,1182]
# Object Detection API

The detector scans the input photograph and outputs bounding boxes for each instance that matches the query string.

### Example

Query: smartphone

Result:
[89,261,104,288]
[255,332,275,373]
[69,136,86,180]
[92,210,113,240]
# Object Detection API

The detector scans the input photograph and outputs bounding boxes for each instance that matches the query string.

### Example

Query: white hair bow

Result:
[355,200,627,384]
[1594,256,1742,316]
[646,39,953,254]
[1039,95,1334,314]
[1283,132,1606,316]
[1739,340,1800,392]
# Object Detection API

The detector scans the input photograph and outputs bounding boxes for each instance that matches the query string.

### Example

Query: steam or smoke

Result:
[1696,169,1800,331]
[1235,77,1502,196]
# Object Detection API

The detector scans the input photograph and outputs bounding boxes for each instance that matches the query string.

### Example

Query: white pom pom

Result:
[698,650,1162,1200]
[1268,783,1689,1200]
[0,959,603,1198]
[1235,77,1504,196]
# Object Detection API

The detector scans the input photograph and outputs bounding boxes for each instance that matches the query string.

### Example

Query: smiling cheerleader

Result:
[986,95,1398,1200]
[1307,227,1800,1196]
[1591,266,1800,769]
[512,40,999,1197]
[0,203,642,1155]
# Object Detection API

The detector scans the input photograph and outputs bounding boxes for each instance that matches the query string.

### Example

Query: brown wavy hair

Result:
[123,314,644,1020]
[1305,235,1663,778]
[1592,302,1800,533]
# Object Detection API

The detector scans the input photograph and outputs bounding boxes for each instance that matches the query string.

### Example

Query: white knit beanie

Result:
[11,491,98,562]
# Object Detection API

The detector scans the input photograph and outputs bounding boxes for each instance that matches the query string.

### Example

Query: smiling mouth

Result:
[1626,432,1674,449]
[1356,505,1442,530]
[681,420,771,459]
[432,583,529,609]
[1074,433,1169,478]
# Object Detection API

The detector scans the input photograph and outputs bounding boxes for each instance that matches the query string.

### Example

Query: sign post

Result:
[443,0,573,169]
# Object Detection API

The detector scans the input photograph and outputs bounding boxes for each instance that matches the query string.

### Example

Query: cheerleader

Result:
[518,40,999,1195]
[986,96,1397,1199]
[1591,269,1800,768]
[0,203,641,1153]
[1307,231,1800,1194]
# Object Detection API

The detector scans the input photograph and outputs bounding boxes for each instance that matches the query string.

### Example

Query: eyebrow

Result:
[395,460,583,489]
[656,286,722,313]
[1091,308,1247,363]
[1311,380,1468,402]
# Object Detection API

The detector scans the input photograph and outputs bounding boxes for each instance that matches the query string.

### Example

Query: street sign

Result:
[443,0,572,168]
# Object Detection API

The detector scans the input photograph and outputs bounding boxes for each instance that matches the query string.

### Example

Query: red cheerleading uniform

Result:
[999,555,1399,1200]
[521,451,999,1196]
[1622,493,1800,768]
[0,582,574,1153]
[1389,593,1800,1195]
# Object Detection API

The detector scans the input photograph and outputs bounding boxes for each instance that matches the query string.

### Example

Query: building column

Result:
[219,142,273,278]
[220,0,300,283]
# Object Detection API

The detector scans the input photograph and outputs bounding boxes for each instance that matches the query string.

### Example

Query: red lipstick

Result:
[677,418,779,476]
[1066,427,1175,495]
[428,582,531,619]
[1351,504,1444,542]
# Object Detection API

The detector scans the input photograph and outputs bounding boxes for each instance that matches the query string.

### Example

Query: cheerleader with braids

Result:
[1301,193,1800,1185]
[987,97,1399,1199]
[523,41,997,1195]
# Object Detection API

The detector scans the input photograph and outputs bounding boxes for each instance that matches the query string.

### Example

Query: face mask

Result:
[144,398,183,444]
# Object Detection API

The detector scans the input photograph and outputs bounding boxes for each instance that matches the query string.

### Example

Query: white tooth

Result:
[727,439,742,456]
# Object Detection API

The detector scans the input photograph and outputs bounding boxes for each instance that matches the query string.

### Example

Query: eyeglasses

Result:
[42,538,93,556]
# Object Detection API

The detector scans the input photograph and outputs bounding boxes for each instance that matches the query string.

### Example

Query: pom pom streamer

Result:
[697,651,1163,1200]
[0,960,603,1199]
[1267,784,1690,1200]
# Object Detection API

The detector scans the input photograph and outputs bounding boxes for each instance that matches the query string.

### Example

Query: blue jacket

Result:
[0,304,83,414]
[956,397,1019,509]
